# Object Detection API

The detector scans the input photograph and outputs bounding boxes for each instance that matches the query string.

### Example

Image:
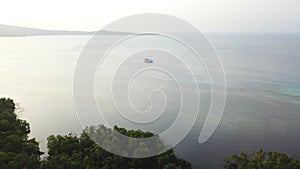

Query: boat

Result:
[144,58,153,63]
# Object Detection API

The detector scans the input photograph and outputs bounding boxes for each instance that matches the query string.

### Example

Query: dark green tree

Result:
[0,98,43,169]
[42,125,191,169]
[223,149,300,169]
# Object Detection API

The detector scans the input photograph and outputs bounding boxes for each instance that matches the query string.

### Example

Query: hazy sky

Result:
[1,0,299,32]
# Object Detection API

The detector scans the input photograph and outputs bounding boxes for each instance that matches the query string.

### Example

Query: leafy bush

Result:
[223,149,300,169]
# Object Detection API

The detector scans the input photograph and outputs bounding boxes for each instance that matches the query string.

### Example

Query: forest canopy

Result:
[0,98,42,169]
[222,149,300,169]
[1,98,299,169]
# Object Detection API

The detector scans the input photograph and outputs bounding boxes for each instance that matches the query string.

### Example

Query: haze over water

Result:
[0,33,300,168]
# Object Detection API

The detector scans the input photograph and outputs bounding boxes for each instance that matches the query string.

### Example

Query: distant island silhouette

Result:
[0,24,130,37]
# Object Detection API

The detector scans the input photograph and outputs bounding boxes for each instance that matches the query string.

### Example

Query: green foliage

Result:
[0,98,42,169]
[3,97,300,169]
[42,125,191,169]
[223,149,300,169]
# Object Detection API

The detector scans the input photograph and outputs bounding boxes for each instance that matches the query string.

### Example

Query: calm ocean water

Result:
[0,33,299,168]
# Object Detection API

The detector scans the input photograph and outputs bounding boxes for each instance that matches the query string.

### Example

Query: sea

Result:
[0,33,299,168]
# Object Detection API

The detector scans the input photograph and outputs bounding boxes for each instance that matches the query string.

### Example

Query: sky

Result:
[0,0,299,32]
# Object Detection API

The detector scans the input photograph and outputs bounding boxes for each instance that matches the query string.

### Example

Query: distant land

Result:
[0,24,130,37]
